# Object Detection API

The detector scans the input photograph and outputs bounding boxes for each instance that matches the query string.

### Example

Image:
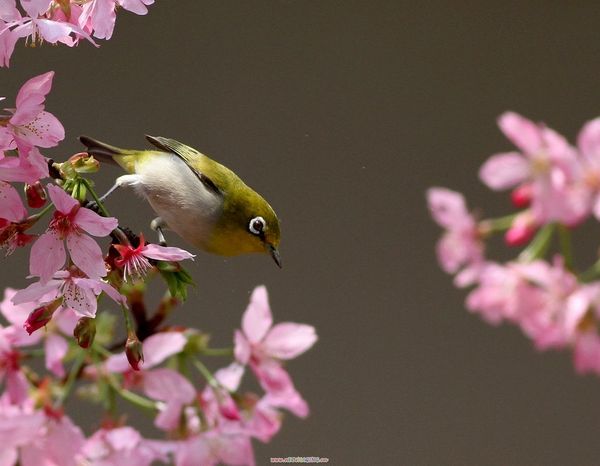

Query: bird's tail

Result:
[79,136,137,173]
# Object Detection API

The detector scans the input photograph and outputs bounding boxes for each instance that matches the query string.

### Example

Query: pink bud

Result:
[125,336,144,371]
[24,299,61,335]
[505,223,536,246]
[219,396,242,421]
[25,181,47,208]
[511,184,532,209]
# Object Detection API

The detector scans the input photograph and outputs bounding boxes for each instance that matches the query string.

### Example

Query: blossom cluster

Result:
[1,0,155,67]
[0,72,318,465]
[428,112,600,375]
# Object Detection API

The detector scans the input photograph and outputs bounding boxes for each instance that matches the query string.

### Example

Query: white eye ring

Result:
[249,216,266,235]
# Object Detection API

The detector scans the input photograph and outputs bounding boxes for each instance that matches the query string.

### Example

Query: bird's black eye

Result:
[249,216,266,235]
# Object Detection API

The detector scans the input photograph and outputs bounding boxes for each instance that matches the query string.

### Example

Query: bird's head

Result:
[207,184,282,267]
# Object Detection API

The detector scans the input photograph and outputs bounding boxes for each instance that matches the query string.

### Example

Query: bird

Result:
[79,135,282,268]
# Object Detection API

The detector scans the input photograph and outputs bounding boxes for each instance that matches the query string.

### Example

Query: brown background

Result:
[4,1,600,464]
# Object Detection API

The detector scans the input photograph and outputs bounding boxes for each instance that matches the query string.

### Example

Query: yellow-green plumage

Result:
[79,135,281,266]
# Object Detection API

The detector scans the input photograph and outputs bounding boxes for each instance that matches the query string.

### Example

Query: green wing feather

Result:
[145,135,223,195]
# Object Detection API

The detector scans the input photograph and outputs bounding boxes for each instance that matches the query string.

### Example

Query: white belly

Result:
[134,152,222,249]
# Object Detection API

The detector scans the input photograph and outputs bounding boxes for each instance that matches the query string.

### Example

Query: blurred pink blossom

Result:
[426,187,484,285]
[79,426,168,466]
[479,112,587,225]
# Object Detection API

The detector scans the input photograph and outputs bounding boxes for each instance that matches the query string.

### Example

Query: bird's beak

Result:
[268,244,282,268]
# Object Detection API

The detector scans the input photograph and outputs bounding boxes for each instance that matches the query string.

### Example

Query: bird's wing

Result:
[145,135,222,196]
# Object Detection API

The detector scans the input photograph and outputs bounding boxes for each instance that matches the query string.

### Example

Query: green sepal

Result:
[156,261,195,301]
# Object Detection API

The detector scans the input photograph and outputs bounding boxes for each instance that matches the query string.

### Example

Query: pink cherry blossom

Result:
[29,184,118,282]
[0,71,64,149]
[79,426,168,466]
[13,268,124,320]
[19,415,86,466]
[514,259,579,350]
[0,181,36,254]
[0,398,45,462]
[0,4,96,67]
[0,145,49,183]
[426,187,484,285]
[0,328,29,405]
[234,286,316,418]
[467,259,580,350]
[143,368,196,431]
[573,331,600,375]
[78,0,153,41]
[479,112,586,225]
[100,331,191,429]
[200,363,245,427]
[113,233,194,281]
[176,431,255,466]
[576,117,600,220]
[1,287,76,377]
[234,286,317,365]
[79,0,117,40]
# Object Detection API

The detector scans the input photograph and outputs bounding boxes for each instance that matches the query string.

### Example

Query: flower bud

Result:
[74,317,96,349]
[69,152,99,173]
[511,184,532,209]
[25,182,47,208]
[219,395,242,421]
[24,299,61,335]
[125,336,144,371]
[504,210,538,247]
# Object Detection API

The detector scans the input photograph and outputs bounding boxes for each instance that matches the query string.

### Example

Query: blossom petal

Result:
[263,323,317,360]
[29,230,65,282]
[47,184,78,213]
[0,146,49,184]
[426,187,469,229]
[214,362,245,392]
[498,111,543,154]
[234,329,251,365]
[84,0,117,40]
[143,368,195,403]
[74,206,117,236]
[0,0,20,22]
[13,71,53,120]
[479,152,530,190]
[45,333,68,377]
[0,409,44,449]
[19,0,52,18]
[578,117,600,159]
[242,286,272,344]
[13,110,64,148]
[0,181,26,222]
[6,370,29,405]
[104,353,130,373]
[142,244,195,262]
[253,361,309,418]
[67,233,107,279]
[63,279,97,318]
[143,332,187,368]
[118,0,154,15]
[11,279,60,305]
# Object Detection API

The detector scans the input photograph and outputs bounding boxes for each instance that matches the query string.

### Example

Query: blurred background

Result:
[5,1,600,464]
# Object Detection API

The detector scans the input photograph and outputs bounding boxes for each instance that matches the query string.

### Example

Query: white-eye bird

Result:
[79,135,282,267]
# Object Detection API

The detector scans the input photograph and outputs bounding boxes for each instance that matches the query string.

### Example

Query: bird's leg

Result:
[99,174,141,202]
[151,217,168,246]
